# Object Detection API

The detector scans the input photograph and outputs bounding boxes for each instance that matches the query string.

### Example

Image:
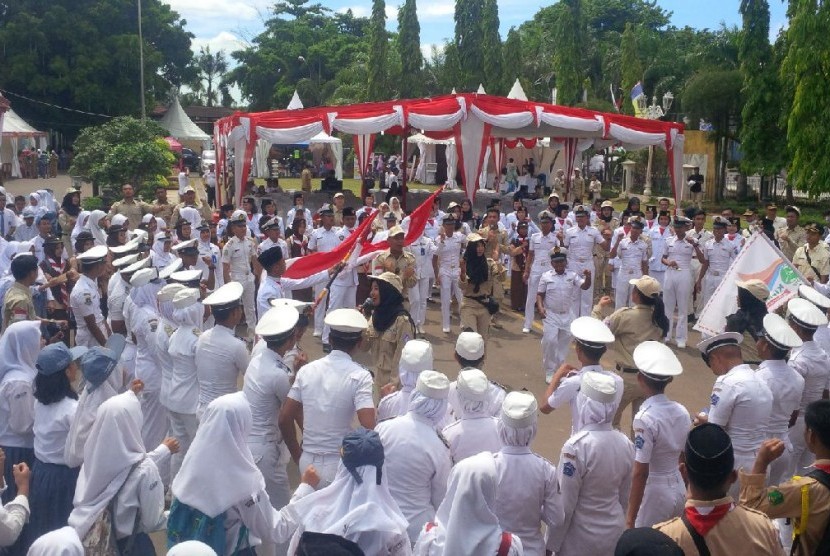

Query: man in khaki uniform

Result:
[459,233,505,341]
[372,226,417,293]
[478,207,509,328]
[2,254,38,329]
[332,192,346,227]
[150,185,175,226]
[593,200,617,297]
[654,423,781,556]
[775,205,806,261]
[108,183,152,230]
[170,186,213,230]
[792,223,830,284]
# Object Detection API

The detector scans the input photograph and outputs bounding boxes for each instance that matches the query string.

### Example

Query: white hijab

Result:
[167,541,218,555]
[497,419,537,448]
[0,241,27,276]
[85,210,108,246]
[172,303,203,329]
[69,390,146,538]
[172,392,265,518]
[389,197,404,220]
[428,452,502,556]
[286,463,410,555]
[27,526,84,555]
[448,384,488,419]
[407,390,448,428]
[65,368,122,468]
[151,237,175,268]
[575,389,616,428]
[71,210,89,242]
[129,281,162,310]
[0,320,41,384]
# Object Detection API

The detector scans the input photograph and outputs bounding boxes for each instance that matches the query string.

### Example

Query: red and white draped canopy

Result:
[214,93,684,208]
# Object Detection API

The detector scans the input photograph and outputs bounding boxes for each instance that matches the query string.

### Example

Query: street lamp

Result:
[639,91,673,196]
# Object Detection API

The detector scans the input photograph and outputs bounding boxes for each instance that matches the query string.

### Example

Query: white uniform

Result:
[307,226,340,336]
[632,394,690,527]
[563,225,604,316]
[613,236,649,309]
[547,366,624,435]
[707,363,773,496]
[647,226,671,286]
[435,231,466,332]
[688,229,713,316]
[325,226,358,343]
[106,277,137,378]
[700,238,738,309]
[376,414,452,542]
[198,240,223,290]
[166,323,201,480]
[788,341,830,476]
[442,415,500,464]
[524,231,559,330]
[285,207,312,231]
[222,236,258,331]
[537,270,585,379]
[194,324,250,413]
[287,350,375,485]
[256,271,328,322]
[70,274,105,347]
[493,448,558,556]
[407,236,437,329]
[547,425,634,556]
[756,359,805,484]
[662,235,697,344]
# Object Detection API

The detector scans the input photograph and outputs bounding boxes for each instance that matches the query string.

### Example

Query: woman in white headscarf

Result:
[150,233,176,269]
[70,210,89,245]
[413,452,523,555]
[546,372,634,556]
[68,390,173,551]
[26,525,83,556]
[377,339,434,421]
[84,210,108,246]
[389,197,405,222]
[0,321,42,504]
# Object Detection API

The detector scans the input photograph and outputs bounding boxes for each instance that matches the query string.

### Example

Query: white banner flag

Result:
[694,232,806,336]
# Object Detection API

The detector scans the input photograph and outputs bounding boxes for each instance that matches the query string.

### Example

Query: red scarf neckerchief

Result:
[684,501,733,536]
[813,463,830,474]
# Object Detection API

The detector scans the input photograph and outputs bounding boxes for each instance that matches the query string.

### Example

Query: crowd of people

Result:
[1,177,830,556]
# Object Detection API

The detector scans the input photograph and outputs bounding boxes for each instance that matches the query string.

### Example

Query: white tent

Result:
[507,79,528,101]
[159,97,210,141]
[407,133,461,188]
[0,109,47,178]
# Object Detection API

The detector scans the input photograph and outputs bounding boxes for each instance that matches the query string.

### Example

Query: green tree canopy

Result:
[397,0,423,99]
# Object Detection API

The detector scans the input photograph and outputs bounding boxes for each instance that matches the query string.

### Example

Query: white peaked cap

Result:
[112,253,140,269]
[570,316,615,347]
[696,331,743,355]
[324,308,368,333]
[77,244,108,262]
[788,298,828,329]
[129,267,158,288]
[202,281,244,308]
[256,305,299,339]
[633,341,683,377]
[170,269,202,283]
[762,313,803,350]
[159,258,184,280]
[799,284,830,310]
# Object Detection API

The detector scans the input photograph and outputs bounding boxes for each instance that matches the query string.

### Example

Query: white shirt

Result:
[376,413,452,542]
[285,207,313,231]
[633,394,690,474]
[0,489,29,547]
[435,232,465,276]
[615,237,649,273]
[563,225,603,262]
[308,226,340,253]
[166,325,201,415]
[128,305,162,392]
[0,376,34,448]
[537,270,585,319]
[662,234,697,271]
[333,226,358,287]
[548,365,623,435]
[493,447,558,556]
[287,350,374,456]
[243,349,292,444]
[408,237,437,281]
[756,359,805,440]
[33,397,77,464]
[256,271,329,320]
[442,416,501,464]
[195,324,250,411]
[222,236,256,276]
[156,318,176,409]
[789,341,830,411]
[70,274,103,333]
[107,276,130,323]
[707,364,774,455]
[702,238,739,274]
[648,226,671,271]
[528,231,559,272]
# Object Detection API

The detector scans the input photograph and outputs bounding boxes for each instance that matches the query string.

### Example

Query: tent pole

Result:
[401,129,409,211]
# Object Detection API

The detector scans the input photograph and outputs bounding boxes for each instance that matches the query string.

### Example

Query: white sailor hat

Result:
[370,271,404,294]
[798,284,830,310]
[570,316,615,348]
[416,370,450,399]
[129,267,158,288]
[170,269,203,284]
[77,245,108,263]
[549,246,567,260]
[573,204,589,215]
[632,341,683,378]
[580,371,617,403]
[501,391,538,428]
[130,229,149,243]
[229,209,247,223]
[122,255,152,275]
[696,331,743,356]
[672,216,691,227]
[400,339,434,374]
[455,331,485,361]
[110,214,128,228]
[256,305,299,341]
[110,238,140,255]
[261,217,281,231]
[269,298,313,312]
[172,238,199,253]
[324,308,368,335]
[112,253,140,269]
[157,283,186,303]
[787,297,829,329]
[202,281,244,309]
[762,313,803,350]
[538,210,554,222]
[159,258,184,280]
[172,287,200,310]
[155,231,172,242]
[456,368,489,402]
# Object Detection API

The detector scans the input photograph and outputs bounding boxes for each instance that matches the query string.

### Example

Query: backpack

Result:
[167,499,250,556]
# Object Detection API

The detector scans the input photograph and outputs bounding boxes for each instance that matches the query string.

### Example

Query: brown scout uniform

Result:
[460,258,505,341]
[2,281,36,330]
[372,251,417,291]
[108,199,152,230]
[363,314,414,389]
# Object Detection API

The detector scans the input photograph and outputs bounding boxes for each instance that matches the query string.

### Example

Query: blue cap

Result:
[341,427,384,485]
[36,343,73,376]
[79,334,126,389]
[69,346,88,361]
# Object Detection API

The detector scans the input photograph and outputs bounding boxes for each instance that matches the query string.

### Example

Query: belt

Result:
[465,295,487,300]
[616,363,639,373]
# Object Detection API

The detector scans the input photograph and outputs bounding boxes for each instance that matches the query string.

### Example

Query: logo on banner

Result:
[736,260,799,308]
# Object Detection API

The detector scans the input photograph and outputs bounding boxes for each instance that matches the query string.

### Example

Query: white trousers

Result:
[139,390,170,484]
[524,270,545,330]
[701,271,725,310]
[663,269,692,343]
[299,452,341,488]
[689,261,702,316]
[409,277,431,327]
[439,271,462,331]
[650,270,666,288]
[568,260,594,317]
[615,268,641,309]
[324,284,356,342]
[542,319,571,377]
[231,272,256,337]
[789,415,814,477]
[168,410,199,482]
[251,440,291,556]
[75,321,106,348]
[312,283,326,335]
[635,470,685,527]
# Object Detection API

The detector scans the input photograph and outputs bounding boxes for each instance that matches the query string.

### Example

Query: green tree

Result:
[70,117,175,197]
[481,0,503,94]
[781,0,830,198]
[620,23,643,114]
[552,0,585,106]
[454,0,486,90]
[190,46,230,107]
[367,0,388,100]
[397,0,423,99]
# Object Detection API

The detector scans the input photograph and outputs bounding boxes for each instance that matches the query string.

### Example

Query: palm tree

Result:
[192,46,229,107]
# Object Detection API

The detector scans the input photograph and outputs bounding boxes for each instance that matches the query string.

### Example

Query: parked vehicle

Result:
[181,147,201,173]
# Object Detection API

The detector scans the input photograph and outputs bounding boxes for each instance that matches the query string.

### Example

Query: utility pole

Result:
[137,0,146,119]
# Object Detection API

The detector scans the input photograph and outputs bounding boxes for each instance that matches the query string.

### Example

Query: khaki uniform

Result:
[333,207,344,227]
[793,242,830,282]
[222,235,258,330]
[460,258,505,341]
[654,496,783,556]
[108,199,151,230]
[593,303,664,432]
[2,281,36,330]
[593,217,617,296]
[373,251,417,291]
[478,225,509,308]
[58,210,77,257]
[151,200,175,226]
[775,225,806,261]
[170,202,213,230]
[363,314,415,388]
[739,462,830,556]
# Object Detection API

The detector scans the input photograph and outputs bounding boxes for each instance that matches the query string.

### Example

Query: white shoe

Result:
[676,341,686,349]
[442,328,450,334]
[522,327,530,334]
[545,371,554,384]
[312,331,322,338]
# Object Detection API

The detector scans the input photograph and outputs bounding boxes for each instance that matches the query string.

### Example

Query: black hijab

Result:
[371,278,407,332]
[464,240,488,293]
[61,190,81,217]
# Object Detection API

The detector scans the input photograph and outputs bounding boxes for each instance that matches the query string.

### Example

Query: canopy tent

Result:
[0,108,48,178]
[407,133,457,186]
[158,97,211,142]
[214,93,684,209]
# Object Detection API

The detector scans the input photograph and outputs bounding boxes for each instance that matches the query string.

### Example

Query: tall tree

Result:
[397,0,422,99]
[367,0,388,100]
[551,0,585,105]
[502,28,524,94]
[191,46,229,107]
[454,0,485,90]
[620,23,643,114]
[481,0,503,94]
[781,0,830,198]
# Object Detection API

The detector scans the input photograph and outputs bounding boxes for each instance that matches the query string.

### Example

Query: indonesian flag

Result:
[360,186,444,256]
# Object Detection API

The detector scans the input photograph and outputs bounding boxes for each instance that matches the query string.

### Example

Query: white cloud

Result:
[191,31,247,55]
[164,0,264,22]
[421,42,444,61]
[336,5,371,18]
[385,5,400,20]
[419,2,454,18]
